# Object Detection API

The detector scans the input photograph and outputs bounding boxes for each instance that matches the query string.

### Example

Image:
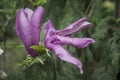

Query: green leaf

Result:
[31,45,47,55]
[16,45,24,48]
[31,0,47,6]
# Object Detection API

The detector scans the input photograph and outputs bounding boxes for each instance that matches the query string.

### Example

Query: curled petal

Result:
[57,35,95,48]
[63,18,88,30]
[31,6,45,28]
[16,9,32,46]
[47,41,83,73]
[16,9,29,36]
[56,18,92,36]
[24,8,33,21]
[56,46,83,74]
[16,9,38,57]
[45,35,83,73]
[45,35,57,49]
[43,20,56,39]
[30,6,45,44]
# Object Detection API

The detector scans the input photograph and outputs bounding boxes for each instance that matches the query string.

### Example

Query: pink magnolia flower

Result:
[43,19,95,74]
[16,6,45,57]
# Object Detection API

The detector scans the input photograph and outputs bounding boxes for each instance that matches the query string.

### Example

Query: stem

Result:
[115,0,120,18]
[52,54,57,80]
[1,35,7,71]
[85,0,94,16]
[46,49,51,57]
[37,57,44,64]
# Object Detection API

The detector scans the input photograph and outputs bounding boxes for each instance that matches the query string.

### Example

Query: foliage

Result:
[91,17,120,80]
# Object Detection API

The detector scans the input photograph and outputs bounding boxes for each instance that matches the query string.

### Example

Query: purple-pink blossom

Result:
[44,19,95,74]
[16,5,95,74]
[16,6,45,57]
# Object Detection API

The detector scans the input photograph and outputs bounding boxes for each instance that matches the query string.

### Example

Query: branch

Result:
[115,0,120,18]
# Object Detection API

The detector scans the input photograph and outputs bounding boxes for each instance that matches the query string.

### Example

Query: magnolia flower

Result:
[16,6,45,57]
[43,19,95,74]
[0,48,4,55]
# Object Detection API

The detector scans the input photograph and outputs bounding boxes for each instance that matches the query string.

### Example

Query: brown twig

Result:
[115,0,120,18]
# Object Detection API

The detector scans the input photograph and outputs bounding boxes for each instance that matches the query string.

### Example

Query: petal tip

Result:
[92,39,96,43]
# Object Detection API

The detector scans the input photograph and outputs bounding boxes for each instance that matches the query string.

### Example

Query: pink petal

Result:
[31,6,45,28]
[55,45,83,74]
[16,9,31,45]
[30,6,45,44]
[43,20,56,39]
[56,18,92,36]
[24,8,33,21]
[57,35,95,48]
[45,35,83,73]
[16,9,38,57]
[45,37,83,73]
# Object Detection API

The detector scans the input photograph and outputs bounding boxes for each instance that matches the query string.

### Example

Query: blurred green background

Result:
[0,0,120,80]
